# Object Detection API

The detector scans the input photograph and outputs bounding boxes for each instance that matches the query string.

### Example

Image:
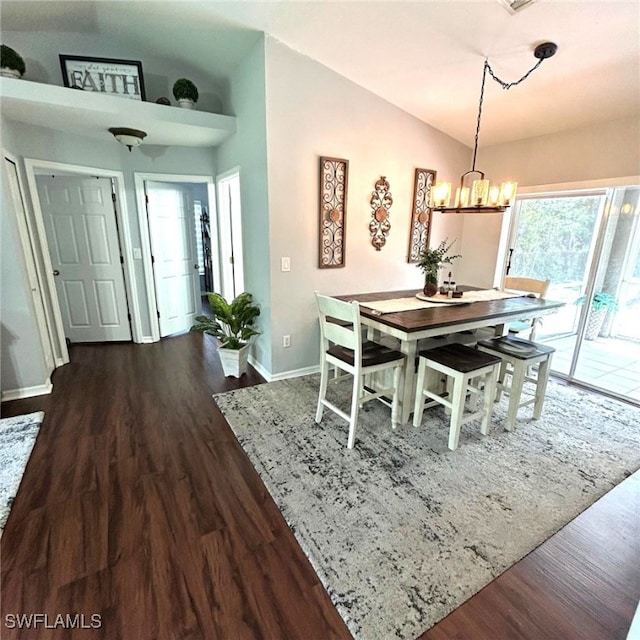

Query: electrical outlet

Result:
[281,257,291,272]
[282,335,291,348]
[132,248,142,260]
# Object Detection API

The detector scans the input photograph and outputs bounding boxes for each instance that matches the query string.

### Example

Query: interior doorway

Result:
[23,159,140,362]
[506,186,640,404]
[135,173,220,341]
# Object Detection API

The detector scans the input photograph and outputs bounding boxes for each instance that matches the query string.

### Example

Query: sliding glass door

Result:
[506,187,640,405]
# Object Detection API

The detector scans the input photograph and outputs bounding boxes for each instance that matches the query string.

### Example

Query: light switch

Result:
[281,257,291,272]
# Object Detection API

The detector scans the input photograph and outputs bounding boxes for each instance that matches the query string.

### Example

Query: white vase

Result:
[0,68,21,79]
[178,98,195,109]
[218,343,250,377]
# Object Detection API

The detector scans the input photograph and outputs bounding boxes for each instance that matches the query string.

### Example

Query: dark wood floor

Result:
[1,334,638,639]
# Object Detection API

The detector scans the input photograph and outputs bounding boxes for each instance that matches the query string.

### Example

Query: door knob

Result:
[194,264,199,270]
[53,269,60,276]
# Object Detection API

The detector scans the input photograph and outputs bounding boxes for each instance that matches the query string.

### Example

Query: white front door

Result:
[145,181,200,337]
[37,175,131,343]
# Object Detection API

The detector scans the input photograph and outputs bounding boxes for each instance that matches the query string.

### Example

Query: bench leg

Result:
[448,372,467,450]
[480,365,499,435]
[505,361,526,431]
[533,354,553,419]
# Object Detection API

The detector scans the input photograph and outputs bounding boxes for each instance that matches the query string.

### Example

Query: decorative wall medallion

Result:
[407,168,436,263]
[319,157,349,268]
[369,176,392,251]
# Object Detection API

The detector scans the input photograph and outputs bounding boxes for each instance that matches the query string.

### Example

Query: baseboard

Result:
[1,378,53,402]
[138,336,156,344]
[248,357,319,383]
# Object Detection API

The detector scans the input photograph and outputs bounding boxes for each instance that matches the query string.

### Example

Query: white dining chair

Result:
[315,293,406,449]
[503,276,551,340]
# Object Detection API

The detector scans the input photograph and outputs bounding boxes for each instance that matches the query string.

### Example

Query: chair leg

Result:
[533,355,552,419]
[480,365,499,435]
[412,358,428,427]
[495,360,508,402]
[347,373,363,449]
[448,374,467,450]
[316,358,330,422]
[391,364,402,429]
[505,362,526,431]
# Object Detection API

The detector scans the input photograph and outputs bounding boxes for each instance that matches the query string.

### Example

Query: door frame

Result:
[216,167,244,300]
[3,151,56,370]
[23,159,141,356]
[134,172,218,342]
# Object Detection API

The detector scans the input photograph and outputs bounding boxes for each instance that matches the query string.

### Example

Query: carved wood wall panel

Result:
[369,176,392,251]
[407,168,436,263]
[318,157,349,268]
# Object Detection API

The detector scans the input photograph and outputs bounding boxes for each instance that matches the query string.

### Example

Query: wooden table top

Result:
[338,289,565,334]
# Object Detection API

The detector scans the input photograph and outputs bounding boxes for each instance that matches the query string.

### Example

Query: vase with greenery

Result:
[575,291,618,340]
[1,44,26,78]
[172,78,199,109]
[416,239,461,296]
[190,292,260,377]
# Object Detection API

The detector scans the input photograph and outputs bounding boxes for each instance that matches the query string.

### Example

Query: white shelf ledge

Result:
[0,78,236,147]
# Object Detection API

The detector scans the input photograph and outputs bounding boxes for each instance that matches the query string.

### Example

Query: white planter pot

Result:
[178,98,195,109]
[218,343,250,378]
[1,68,22,79]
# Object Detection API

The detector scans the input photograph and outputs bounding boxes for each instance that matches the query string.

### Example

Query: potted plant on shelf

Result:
[172,78,199,109]
[1,44,26,78]
[190,292,260,377]
[416,238,461,296]
[575,291,618,340]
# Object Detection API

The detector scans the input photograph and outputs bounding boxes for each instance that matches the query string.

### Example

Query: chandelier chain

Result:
[471,56,547,171]
[485,57,545,90]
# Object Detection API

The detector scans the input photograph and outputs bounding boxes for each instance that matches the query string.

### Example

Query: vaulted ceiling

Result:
[2,1,639,147]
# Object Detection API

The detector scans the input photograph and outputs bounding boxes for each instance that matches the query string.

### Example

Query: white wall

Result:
[217,38,272,372]
[263,37,470,376]
[480,116,640,187]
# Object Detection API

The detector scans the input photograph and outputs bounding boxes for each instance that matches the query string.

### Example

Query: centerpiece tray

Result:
[415,292,469,305]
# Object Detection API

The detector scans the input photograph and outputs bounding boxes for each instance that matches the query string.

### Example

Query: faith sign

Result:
[59,55,146,101]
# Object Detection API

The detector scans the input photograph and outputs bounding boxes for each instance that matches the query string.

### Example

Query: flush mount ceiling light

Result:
[497,0,538,14]
[108,127,147,151]
[432,42,557,214]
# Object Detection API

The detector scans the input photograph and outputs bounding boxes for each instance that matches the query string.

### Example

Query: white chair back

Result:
[503,276,550,298]
[315,293,362,353]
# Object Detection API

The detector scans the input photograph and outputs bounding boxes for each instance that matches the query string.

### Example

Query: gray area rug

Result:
[0,411,43,533]
[214,376,640,640]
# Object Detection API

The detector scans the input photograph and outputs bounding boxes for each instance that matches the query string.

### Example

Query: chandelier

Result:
[432,42,557,213]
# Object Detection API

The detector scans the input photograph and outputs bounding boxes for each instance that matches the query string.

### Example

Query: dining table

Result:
[337,287,565,424]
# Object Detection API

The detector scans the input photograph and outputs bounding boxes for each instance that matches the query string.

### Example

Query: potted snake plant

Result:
[190,292,260,377]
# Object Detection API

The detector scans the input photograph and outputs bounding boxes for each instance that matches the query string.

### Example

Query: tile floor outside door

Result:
[546,335,640,404]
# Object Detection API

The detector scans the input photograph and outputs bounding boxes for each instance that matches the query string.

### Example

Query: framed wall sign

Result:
[59,55,146,101]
